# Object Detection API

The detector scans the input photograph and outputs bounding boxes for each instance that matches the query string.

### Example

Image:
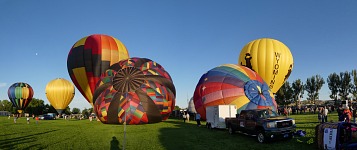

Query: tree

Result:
[64,106,71,115]
[339,71,353,100]
[82,108,90,118]
[174,105,181,110]
[327,72,340,100]
[351,69,357,100]
[275,81,293,106]
[88,108,93,114]
[1,100,15,113]
[292,79,304,107]
[304,75,325,104]
[72,108,81,114]
[25,98,45,115]
[0,100,3,111]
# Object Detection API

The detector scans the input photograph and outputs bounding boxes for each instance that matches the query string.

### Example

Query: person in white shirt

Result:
[324,106,329,122]
[186,113,190,122]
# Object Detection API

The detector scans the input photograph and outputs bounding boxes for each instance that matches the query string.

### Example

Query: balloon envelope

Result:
[94,57,176,125]
[188,97,196,113]
[67,34,129,106]
[238,38,293,93]
[8,82,34,113]
[193,64,277,120]
[45,78,75,114]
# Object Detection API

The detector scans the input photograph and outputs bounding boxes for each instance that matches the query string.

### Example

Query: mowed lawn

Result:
[0,112,339,150]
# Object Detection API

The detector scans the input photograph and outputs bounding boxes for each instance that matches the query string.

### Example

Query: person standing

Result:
[182,112,187,123]
[14,114,17,124]
[195,113,201,127]
[343,106,352,123]
[321,107,325,123]
[318,108,322,123]
[324,106,329,123]
[353,107,357,123]
[35,116,39,124]
[186,113,190,122]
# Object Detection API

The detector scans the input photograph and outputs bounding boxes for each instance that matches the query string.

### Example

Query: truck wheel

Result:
[228,126,235,134]
[257,131,265,143]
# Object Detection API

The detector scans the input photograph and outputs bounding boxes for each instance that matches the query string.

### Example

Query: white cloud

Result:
[0,83,7,88]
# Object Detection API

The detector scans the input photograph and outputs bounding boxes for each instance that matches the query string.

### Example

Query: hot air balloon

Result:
[238,38,293,93]
[193,64,277,120]
[8,82,34,114]
[67,34,129,106]
[188,97,196,114]
[45,78,75,115]
[93,57,176,125]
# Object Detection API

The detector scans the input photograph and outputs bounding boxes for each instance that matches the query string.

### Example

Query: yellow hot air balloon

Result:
[45,78,75,115]
[238,38,293,93]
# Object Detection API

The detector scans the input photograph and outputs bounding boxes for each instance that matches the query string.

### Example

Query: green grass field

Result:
[0,112,339,150]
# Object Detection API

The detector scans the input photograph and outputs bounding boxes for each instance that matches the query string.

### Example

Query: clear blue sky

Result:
[0,0,356,110]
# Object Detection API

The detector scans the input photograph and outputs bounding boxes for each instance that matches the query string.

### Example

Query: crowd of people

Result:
[278,104,357,124]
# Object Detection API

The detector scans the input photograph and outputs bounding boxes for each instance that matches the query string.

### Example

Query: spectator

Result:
[318,108,322,123]
[196,113,201,127]
[186,112,190,122]
[182,112,187,123]
[324,106,329,122]
[27,117,30,124]
[343,106,352,123]
[35,116,39,124]
[14,114,17,123]
[353,107,357,123]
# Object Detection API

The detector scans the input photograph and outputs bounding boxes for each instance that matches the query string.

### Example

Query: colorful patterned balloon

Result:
[193,64,277,120]
[67,34,129,106]
[8,82,34,113]
[93,57,176,124]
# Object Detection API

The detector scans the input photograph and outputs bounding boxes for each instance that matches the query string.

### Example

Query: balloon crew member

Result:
[186,112,190,122]
[353,106,357,123]
[196,113,201,127]
[183,112,187,123]
[35,116,39,124]
[343,106,352,123]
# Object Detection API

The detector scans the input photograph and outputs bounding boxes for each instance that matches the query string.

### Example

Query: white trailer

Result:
[206,105,237,129]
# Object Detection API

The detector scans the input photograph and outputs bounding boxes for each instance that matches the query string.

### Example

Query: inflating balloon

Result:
[67,34,129,106]
[188,97,196,113]
[193,64,277,120]
[238,38,293,93]
[8,82,34,113]
[45,78,75,115]
[93,57,176,125]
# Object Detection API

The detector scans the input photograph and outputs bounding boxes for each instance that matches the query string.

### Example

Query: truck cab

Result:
[226,109,296,143]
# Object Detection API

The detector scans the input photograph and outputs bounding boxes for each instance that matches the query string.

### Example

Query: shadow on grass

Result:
[0,129,58,150]
[158,119,259,150]
[110,136,121,150]
[159,118,320,150]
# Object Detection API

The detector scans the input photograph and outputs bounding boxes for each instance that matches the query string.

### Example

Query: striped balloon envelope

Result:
[193,64,277,120]
[93,57,176,125]
[8,82,34,113]
[67,34,129,106]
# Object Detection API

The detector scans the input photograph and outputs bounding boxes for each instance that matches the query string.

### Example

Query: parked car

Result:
[38,115,45,120]
[43,114,55,120]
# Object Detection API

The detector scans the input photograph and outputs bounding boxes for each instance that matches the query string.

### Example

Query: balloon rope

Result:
[123,94,129,150]
[123,113,126,150]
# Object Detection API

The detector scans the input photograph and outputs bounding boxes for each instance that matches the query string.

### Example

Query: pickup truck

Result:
[225,109,296,143]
